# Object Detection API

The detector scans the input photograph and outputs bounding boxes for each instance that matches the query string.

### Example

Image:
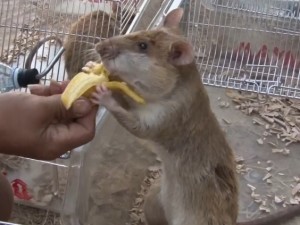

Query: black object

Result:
[17,68,40,88]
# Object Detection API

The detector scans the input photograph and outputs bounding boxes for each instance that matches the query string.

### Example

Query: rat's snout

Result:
[96,40,119,60]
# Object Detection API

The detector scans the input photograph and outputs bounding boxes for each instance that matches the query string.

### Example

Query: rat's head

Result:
[95,8,195,101]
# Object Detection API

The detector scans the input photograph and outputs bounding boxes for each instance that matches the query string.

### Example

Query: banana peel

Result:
[61,63,145,109]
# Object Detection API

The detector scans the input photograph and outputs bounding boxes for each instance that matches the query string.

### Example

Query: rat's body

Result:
[25,2,135,80]
[90,8,300,225]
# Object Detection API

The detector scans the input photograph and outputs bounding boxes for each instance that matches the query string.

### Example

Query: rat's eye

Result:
[138,42,148,51]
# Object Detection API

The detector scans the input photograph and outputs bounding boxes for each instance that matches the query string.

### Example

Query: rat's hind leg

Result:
[144,181,168,225]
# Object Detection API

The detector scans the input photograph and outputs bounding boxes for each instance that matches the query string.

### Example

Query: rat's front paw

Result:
[91,84,117,109]
[82,61,97,73]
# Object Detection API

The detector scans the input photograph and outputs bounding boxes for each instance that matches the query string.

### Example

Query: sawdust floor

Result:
[7,85,300,225]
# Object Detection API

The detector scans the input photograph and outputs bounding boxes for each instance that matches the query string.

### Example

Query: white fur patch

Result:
[136,102,167,128]
[112,51,151,75]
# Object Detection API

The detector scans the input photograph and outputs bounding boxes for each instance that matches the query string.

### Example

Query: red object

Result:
[272,47,287,67]
[11,179,32,200]
[283,51,296,69]
[232,42,244,61]
[242,42,254,64]
[271,47,283,65]
[254,45,269,64]
[231,42,253,64]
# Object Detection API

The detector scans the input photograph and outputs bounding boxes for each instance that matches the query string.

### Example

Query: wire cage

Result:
[0,0,148,224]
[1,0,300,224]
[151,0,300,99]
[1,0,144,84]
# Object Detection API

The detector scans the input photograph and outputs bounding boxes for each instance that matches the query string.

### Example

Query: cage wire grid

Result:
[169,0,300,99]
[0,1,146,224]
[0,0,142,90]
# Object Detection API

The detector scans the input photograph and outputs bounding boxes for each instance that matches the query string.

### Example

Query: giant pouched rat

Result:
[25,1,136,80]
[89,7,300,225]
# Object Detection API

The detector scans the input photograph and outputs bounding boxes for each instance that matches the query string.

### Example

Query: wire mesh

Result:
[0,0,142,91]
[177,0,300,99]
[0,1,146,222]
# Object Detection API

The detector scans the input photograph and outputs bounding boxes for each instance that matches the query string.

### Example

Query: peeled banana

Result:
[61,63,145,109]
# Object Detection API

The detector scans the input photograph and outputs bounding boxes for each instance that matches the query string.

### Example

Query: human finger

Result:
[28,80,69,96]
[41,94,94,122]
[43,107,98,159]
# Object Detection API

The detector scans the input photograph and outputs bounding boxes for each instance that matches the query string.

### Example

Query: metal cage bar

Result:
[150,0,300,99]
[0,0,144,88]
[0,1,148,223]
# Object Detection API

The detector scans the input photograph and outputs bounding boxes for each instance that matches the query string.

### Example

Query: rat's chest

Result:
[136,103,167,129]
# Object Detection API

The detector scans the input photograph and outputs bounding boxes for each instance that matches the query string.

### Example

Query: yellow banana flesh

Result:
[61,63,145,109]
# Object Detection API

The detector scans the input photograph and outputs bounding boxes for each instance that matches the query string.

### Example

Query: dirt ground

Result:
[2,0,300,225]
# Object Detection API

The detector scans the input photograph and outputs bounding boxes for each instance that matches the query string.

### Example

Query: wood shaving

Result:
[294,176,300,183]
[235,156,245,163]
[263,173,272,181]
[259,205,271,213]
[129,166,162,225]
[266,167,272,172]
[253,118,265,126]
[292,183,300,196]
[218,101,230,108]
[251,192,261,199]
[272,148,290,155]
[257,138,264,145]
[236,164,248,174]
[247,184,256,191]
[289,197,299,205]
[226,90,300,146]
[222,118,231,124]
[275,196,283,204]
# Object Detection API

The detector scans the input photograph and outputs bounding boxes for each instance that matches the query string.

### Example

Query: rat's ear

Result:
[163,8,184,28]
[169,41,194,66]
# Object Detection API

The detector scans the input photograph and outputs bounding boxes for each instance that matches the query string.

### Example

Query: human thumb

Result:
[44,95,94,120]
[68,97,93,118]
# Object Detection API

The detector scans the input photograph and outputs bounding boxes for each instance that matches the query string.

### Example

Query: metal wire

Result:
[0,0,147,218]
[149,0,300,99]
[0,0,142,88]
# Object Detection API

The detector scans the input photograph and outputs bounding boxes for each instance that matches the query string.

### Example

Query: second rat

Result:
[90,8,300,225]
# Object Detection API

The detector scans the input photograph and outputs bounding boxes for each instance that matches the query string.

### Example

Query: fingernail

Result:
[50,80,62,94]
[72,99,92,116]
[28,84,41,92]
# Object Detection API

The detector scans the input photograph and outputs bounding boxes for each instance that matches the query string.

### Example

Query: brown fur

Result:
[25,2,135,79]
[92,7,300,225]
[64,9,119,79]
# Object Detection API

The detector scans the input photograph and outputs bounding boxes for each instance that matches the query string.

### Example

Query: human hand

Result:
[0,80,98,160]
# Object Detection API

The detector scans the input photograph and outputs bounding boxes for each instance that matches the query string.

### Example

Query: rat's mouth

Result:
[96,40,120,62]
[106,68,145,103]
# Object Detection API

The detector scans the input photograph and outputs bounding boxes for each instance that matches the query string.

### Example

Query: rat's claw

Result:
[91,84,113,107]
[82,61,97,73]
[100,84,108,92]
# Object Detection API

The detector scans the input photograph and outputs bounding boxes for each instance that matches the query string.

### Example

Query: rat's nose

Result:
[96,40,119,60]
